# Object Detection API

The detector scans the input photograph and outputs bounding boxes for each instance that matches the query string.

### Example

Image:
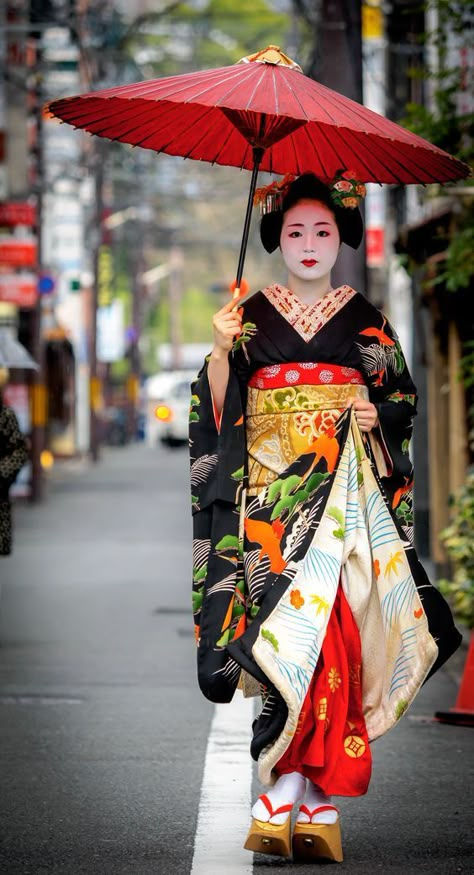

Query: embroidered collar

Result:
[261,284,357,342]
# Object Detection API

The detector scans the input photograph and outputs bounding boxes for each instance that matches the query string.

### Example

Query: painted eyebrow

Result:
[285,221,332,228]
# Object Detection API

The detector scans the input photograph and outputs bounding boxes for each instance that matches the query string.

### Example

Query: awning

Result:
[0,327,38,369]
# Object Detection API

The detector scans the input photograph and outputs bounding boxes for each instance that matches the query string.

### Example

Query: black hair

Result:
[260,173,363,253]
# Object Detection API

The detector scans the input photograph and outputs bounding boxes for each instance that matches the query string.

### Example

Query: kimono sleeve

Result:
[354,312,417,502]
[0,406,28,497]
[189,347,250,701]
[189,351,248,514]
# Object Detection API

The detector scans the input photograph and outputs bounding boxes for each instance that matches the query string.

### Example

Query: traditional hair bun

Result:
[259,172,364,252]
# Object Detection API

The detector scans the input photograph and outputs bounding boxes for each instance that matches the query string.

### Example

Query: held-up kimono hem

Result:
[189,286,461,787]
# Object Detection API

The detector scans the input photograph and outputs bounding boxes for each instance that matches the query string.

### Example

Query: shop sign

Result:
[0,237,37,266]
[0,202,37,226]
[366,227,385,268]
[0,273,38,307]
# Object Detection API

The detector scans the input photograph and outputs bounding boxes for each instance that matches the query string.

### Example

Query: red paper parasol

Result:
[47,46,470,294]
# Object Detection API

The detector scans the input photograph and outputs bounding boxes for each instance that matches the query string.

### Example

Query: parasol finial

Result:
[239,46,303,72]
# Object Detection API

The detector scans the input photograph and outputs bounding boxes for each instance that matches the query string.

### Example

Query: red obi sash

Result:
[248,362,365,390]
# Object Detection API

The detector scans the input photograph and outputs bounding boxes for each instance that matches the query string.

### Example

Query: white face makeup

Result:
[280,200,340,283]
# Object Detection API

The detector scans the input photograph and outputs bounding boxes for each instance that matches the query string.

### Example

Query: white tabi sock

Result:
[297,781,339,825]
[252,771,306,825]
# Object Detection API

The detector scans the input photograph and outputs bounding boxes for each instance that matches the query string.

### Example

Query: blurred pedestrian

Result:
[189,173,461,863]
[0,368,28,556]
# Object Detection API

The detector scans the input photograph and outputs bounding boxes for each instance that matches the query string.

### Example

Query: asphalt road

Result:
[0,442,472,875]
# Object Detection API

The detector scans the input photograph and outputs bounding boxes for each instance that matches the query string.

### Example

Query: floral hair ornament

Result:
[253,173,296,215]
[330,169,367,210]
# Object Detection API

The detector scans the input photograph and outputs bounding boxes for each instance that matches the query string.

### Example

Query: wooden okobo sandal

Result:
[292,804,343,863]
[243,794,293,857]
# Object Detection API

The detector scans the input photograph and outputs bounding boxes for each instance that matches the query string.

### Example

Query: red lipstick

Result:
[301,259,317,267]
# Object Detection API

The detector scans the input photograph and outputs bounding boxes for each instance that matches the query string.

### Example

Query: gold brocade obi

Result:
[246,362,369,494]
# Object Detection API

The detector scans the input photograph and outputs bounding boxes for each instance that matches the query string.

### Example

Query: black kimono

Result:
[189,284,461,786]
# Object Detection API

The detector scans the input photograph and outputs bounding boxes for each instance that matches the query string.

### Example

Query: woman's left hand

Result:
[346,398,379,432]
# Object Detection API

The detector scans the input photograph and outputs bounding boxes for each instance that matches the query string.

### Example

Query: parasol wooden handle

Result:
[230,278,249,310]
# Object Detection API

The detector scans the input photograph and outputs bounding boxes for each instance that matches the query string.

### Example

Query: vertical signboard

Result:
[362,1,386,268]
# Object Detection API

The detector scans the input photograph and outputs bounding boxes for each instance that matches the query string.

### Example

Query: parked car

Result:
[145,370,196,448]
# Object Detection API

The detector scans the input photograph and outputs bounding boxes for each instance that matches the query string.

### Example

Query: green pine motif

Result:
[192,586,204,612]
[393,342,405,375]
[215,534,240,553]
[266,470,330,520]
[280,474,303,498]
[190,394,200,408]
[216,629,231,647]
[327,506,345,540]
[306,472,330,493]
[395,698,409,720]
[232,321,257,352]
[271,494,299,520]
[261,628,279,652]
[395,501,413,525]
[189,411,200,423]
[193,564,207,583]
[231,466,244,481]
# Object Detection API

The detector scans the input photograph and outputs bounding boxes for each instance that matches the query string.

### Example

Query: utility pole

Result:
[310,0,366,293]
[29,24,46,501]
[89,139,105,462]
[168,245,183,371]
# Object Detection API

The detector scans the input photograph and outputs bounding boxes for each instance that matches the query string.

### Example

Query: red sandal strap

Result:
[299,803,339,818]
[259,794,293,817]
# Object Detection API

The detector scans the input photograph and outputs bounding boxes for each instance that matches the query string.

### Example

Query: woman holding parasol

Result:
[189,170,462,862]
[46,44,468,864]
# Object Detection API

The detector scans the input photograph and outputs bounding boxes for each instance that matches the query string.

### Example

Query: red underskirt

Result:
[275,584,372,796]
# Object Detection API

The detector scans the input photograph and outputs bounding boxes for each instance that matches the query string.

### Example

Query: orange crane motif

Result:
[392,477,414,510]
[359,317,395,346]
[244,517,287,574]
[302,427,340,475]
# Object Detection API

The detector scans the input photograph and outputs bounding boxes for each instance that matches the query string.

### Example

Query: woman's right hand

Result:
[212,298,243,355]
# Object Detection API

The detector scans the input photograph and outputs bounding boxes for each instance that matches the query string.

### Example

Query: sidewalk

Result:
[0,444,472,874]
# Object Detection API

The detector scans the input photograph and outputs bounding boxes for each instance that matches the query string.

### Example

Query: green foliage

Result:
[430,225,474,292]
[438,469,474,628]
[459,341,474,391]
[125,0,288,77]
[400,1,473,295]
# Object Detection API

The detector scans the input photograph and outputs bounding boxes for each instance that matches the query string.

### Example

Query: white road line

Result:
[191,693,255,874]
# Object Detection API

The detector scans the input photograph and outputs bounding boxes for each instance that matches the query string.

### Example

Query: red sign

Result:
[0,202,37,226]
[0,238,37,266]
[0,274,38,307]
[366,227,385,268]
